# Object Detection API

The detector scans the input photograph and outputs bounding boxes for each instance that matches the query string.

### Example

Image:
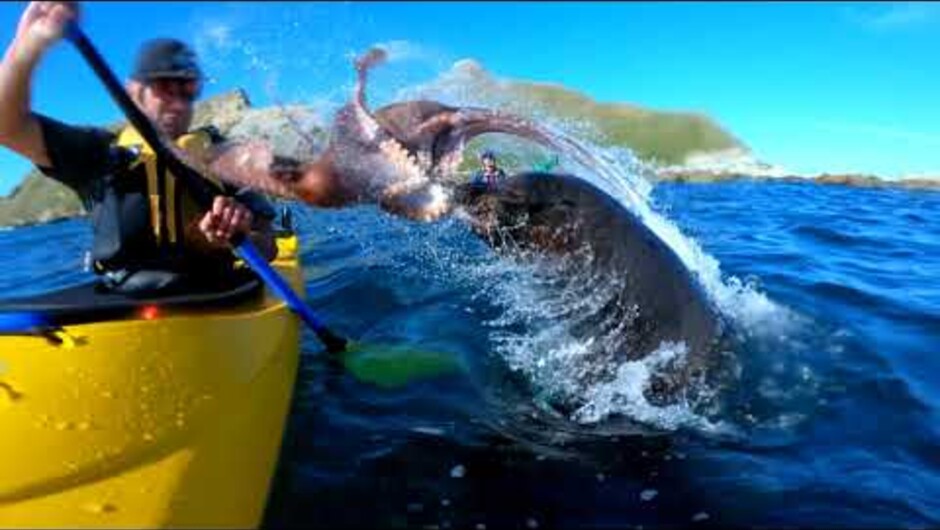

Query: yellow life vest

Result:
[114,125,225,247]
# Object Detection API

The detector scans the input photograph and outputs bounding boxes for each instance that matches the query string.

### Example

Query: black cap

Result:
[131,38,202,82]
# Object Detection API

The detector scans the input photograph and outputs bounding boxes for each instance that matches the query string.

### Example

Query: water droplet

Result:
[476,524,486,530]
[640,489,658,502]
[55,421,74,431]
[0,382,23,404]
[77,421,92,431]
[596,473,606,482]
[82,502,117,514]
[450,465,465,478]
[692,512,710,522]
[526,517,539,529]
[441,498,451,507]
[142,432,154,442]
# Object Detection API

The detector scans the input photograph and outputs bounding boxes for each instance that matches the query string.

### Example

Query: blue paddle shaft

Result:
[234,241,347,352]
[62,22,347,354]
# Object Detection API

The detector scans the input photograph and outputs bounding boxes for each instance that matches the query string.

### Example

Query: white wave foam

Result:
[569,341,703,428]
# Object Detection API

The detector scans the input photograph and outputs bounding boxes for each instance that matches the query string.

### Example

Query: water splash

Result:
[532,119,794,338]
[403,78,798,431]
[406,71,792,334]
[466,251,729,432]
[570,342,703,429]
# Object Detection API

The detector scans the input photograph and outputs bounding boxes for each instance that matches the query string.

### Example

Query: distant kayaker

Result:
[470,150,507,191]
[0,2,290,295]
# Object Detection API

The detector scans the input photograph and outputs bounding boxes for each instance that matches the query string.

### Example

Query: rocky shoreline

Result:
[652,147,939,189]
[653,170,940,190]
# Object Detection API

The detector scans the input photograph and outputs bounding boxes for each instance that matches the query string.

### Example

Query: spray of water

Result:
[399,68,803,431]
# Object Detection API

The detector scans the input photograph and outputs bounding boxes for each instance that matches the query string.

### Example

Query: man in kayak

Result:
[0,2,284,295]
[469,150,507,192]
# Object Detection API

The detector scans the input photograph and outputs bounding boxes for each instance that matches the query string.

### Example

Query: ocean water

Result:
[1,177,938,529]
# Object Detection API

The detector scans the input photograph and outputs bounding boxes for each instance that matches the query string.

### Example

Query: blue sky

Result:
[0,1,938,194]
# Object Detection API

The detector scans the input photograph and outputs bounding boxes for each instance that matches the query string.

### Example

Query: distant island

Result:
[1,60,936,228]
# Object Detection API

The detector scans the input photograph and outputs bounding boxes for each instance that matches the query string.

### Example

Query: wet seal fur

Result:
[454,173,727,406]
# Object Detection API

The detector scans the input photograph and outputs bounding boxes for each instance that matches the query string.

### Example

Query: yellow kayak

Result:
[0,234,303,528]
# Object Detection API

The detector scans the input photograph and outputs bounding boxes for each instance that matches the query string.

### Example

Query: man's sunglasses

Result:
[147,78,201,102]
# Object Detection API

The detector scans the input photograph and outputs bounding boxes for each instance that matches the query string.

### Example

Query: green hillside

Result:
[0,168,84,226]
[417,60,744,169]
[504,81,743,165]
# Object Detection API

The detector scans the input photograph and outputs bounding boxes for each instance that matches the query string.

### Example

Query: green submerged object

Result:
[341,342,465,389]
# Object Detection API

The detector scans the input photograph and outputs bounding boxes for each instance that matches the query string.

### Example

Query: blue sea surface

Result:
[1,179,938,529]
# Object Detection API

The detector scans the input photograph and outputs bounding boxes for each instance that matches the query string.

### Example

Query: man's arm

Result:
[30,114,116,193]
[0,2,79,167]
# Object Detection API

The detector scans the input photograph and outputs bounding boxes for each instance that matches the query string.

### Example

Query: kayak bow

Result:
[0,234,303,528]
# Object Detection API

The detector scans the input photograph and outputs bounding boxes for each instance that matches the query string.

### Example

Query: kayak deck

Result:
[0,235,303,528]
[0,273,263,329]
